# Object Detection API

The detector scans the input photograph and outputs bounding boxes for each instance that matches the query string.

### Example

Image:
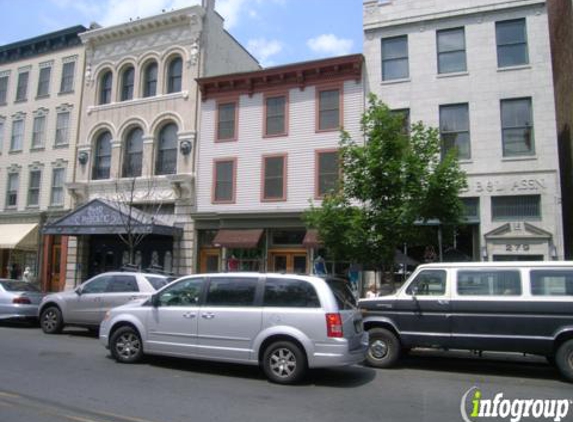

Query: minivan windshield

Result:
[326,278,357,310]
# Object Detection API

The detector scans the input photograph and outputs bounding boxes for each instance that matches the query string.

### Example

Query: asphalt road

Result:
[0,323,571,422]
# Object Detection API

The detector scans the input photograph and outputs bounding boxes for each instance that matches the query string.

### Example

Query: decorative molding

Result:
[33,107,49,117]
[7,163,22,173]
[0,70,11,78]
[28,161,44,170]
[52,158,68,168]
[18,65,32,73]
[56,103,74,113]
[39,60,54,69]
[12,111,25,120]
[62,55,78,64]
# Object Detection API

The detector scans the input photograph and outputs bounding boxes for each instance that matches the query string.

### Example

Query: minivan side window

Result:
[457,270,521,296]
[531,270,573,296]
[405,270,446,296]
[264,278,320,308]
[205,277,258,307]
[158,277,205,307]
[326,278,357,309]
[106,275,139,293]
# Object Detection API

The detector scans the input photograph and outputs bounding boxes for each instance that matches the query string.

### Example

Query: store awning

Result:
[302,229,322,248]
[43,198,182,237]
[213,229,263,248]
[0,223,38,251]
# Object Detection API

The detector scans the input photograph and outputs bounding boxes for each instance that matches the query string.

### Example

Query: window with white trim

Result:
[381,35,409,81]
[50,167,66,206]
[27,170,41,207]
[6,173,19,208]
[32,115,46,149]
[37,67,51,97]
[496,18,529,68]
[55,111,70,146]
[501,97,534,157]
[10,119,24,151]
[60,61,75,93]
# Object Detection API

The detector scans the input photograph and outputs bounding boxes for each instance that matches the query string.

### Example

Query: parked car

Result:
[100,273,368,384]
[38,272,176,334]
[359,261,573,382]
[0,279,44,323]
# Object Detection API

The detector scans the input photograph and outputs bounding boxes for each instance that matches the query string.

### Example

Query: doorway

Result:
[268,250,307,274]
[49,244,62,292]
[200,248,221,273]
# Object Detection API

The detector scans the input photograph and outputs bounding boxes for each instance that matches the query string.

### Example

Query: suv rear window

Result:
[263,278,320,308]
[145,276,174,290]
[326,278,357,310]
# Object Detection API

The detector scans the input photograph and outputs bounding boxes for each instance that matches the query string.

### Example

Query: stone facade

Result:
[364,0,564,260]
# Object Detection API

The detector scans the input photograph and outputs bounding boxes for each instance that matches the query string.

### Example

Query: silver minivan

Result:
[100,273,368,384]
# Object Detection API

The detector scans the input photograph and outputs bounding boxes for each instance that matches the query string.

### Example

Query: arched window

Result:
[99,71,113,105]
[155,123,177,175]
[122,127,143,178]
[93,131,112,180]
[167,57,182,93]
[143,62,158,97]
[121,66,135,101]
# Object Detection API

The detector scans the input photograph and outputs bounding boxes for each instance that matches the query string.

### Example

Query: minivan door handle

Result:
[183,312,196,319]
[201,313,215,320]
[437,299,449,305]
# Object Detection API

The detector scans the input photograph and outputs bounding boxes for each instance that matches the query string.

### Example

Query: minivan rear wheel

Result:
[555,339,573,382]
[262,341,306,384]
[110,326,143,364]
[366,328,400,368]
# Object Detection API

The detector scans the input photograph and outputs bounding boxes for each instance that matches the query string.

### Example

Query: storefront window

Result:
[271,229,305,246]
[225,248,264,272]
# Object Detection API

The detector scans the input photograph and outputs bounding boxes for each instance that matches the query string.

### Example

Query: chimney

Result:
[202,0,215,12]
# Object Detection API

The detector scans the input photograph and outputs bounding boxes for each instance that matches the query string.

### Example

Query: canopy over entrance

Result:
[0,223,38,251]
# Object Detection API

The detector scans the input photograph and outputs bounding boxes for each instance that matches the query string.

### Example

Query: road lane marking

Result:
[0,391,21,398]
[64,415,107,422]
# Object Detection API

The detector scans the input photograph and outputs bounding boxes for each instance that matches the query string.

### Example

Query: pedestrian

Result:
[22,266,33,283]
[366,285,377,299]
[10,263,19,280]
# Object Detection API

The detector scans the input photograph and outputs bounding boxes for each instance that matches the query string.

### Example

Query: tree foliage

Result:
[304,94,467,270]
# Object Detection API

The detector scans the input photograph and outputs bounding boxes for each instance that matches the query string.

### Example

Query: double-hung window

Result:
[0,76,8,104]
[99,71,112,105]
[262,155,286,201]
[213,159,236,203]
[317,88,341,131]
[496,18,529,68]
[217,101,237,141]
[60,61,75,93]
[501,98,534,157]
[491,195,540,221]
[32,115,46,149]
[121,66,134,101]
[27,170,41,207]
[437,28,466,74]
[143,62,157,97]
[16,71,29,102]
[50,168,66,206]
[440,103,470,159]
[10,119,24,151]
[265,94,287,136]
[381,35,409,81]
[55,111,70,146]
[37,67,51,97]
[316,150,339,198]
[6,173,19,208]
[167,57,182,93]
[93,131,112,180]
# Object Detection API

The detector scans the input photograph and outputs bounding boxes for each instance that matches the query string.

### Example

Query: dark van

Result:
[359,262,573,381]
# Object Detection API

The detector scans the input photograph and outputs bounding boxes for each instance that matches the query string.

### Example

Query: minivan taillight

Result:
[326,313,343,338]
[12,297,31,304]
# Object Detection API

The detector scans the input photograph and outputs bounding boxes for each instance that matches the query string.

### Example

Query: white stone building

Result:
[0,26,87,289]
[195,55,364,274]
[44,1,259,288]
[363,0,563,261]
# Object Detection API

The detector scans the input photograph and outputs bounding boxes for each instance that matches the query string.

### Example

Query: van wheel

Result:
[40,306,63,334]
[262,341,306,384]
[555,339,573,382]
[110,326,143,364]
[366,328,400,368]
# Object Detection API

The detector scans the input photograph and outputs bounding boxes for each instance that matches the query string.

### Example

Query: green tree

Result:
[305,94,467,276]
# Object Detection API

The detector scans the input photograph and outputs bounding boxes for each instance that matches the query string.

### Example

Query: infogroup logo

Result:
[460,387,571,422]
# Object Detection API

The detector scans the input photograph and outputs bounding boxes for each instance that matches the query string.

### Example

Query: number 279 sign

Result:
[505,244,530,252]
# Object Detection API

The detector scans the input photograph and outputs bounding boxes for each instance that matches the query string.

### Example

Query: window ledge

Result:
[14,98,27,104]
[58,90,74,96]
[459,159,473,165]
[4,206,17,211]
[501,155,536,162]
[88,91,189,114]
[48,205,65,210]
[381,78,411,86]
[497,64,531,72]
[53,143,69,149]
[31,147,45,152]
[9,150,23,155]
[35,94,50,100]
[437,71,469,79]
[26,205,40,210]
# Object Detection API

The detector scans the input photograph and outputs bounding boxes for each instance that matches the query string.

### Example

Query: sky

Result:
[0,0,363,67]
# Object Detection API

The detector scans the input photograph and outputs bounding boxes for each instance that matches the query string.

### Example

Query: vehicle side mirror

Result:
[151,294,160,307]
[411,286,418,298]
[75,287,83,296]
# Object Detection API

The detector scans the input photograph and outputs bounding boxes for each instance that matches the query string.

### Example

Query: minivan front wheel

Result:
[40,306,63,334]
[555,339,573,382]
[110,326,143,364]
[262,341,306,384]
[366,328,400,368]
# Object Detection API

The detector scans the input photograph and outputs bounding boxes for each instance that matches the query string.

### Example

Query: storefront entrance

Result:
[200,248,221,273]
[268,249,308,274]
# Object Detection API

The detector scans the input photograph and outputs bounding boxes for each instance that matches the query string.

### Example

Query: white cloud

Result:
[307,34,354,57]
[247,38,283,67]
[216,0,250,29]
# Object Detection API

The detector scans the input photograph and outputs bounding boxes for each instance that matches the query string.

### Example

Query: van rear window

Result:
[326,278,357,310]
[531,270,573,296]
[457,270,521,296]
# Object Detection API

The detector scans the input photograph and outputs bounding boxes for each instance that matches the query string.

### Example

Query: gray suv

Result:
[39,272,175,334]
[99,273,368,384]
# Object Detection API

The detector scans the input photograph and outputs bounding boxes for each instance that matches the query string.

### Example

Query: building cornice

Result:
[196,54,363,101]
[80,6,204,46]
[364,0,546,31]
